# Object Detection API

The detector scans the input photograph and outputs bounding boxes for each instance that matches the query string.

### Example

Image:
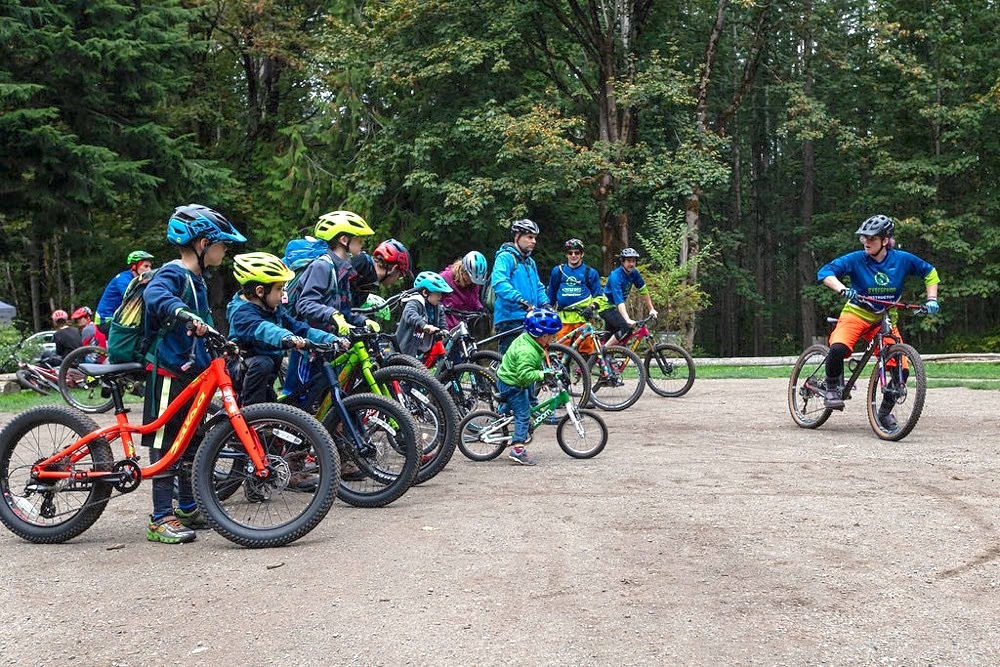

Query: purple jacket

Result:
[440,265,485,329]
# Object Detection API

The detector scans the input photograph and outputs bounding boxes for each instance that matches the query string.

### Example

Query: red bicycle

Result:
[0,320,339,548]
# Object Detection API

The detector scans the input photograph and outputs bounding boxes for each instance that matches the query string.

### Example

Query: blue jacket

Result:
[604,266,646,306]
[96,269,134,321]
[491,242,549,325]
[288,251,366,330]
[226,295,339,360]
[143,261,212,374]
[817,249,939,322]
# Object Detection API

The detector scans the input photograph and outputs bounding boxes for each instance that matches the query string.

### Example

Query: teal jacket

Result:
[497,332,547,388]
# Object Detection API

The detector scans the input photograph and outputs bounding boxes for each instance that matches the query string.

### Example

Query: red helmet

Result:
[71,306,93,320]
[51,309,69,323]
[372,238,412,276]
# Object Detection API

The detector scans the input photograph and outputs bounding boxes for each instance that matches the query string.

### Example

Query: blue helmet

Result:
[167,204,247,246]
[461,251,489,286]
[524,307,561,336]
[414,270,454,294]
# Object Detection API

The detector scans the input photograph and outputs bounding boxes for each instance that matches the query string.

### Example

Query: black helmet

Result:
[855,214,894,238]
[511,219,540,236]
[619,247,640,260]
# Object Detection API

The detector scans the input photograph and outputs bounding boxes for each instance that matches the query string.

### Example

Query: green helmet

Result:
[126,250,154,266]
[364,294,391,321]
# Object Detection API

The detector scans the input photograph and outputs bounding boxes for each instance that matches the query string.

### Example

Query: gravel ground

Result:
[1,378,998,666]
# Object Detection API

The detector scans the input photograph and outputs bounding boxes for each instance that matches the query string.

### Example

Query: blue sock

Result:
[177,502,197,513]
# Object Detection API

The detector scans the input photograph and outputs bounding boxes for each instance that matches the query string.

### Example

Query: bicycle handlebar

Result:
[851,294,927,313]
[351,288,418,316]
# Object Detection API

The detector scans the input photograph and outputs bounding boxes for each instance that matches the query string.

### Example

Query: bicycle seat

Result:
[78,361,145,376]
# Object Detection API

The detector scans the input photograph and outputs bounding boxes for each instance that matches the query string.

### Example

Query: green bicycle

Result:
[456,366,608,461]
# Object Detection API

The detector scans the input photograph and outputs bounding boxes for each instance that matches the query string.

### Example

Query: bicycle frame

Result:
[829,307,906,402]
[476,386,573,446]
[29,355,271,487]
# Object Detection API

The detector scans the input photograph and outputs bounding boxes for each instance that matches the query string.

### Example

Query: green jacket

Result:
[497,332,547,388]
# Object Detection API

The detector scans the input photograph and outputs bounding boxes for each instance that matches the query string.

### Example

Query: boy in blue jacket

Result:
[226,252,343,406]
[142,204,246,544]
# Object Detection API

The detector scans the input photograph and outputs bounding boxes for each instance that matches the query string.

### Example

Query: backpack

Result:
[281,236,333,312]
[106,260,189,364]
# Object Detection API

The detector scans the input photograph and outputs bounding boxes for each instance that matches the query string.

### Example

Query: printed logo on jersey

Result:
[874,271,890,286]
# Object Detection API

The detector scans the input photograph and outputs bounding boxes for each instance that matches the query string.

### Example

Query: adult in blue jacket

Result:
[816,214,940,425]
[491,218,551,354]
[95,250,154,328]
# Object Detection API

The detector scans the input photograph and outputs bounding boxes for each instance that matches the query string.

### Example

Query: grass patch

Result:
[694,361,999,386]
[0,388,142,413]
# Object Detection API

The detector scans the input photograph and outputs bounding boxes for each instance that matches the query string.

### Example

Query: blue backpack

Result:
[282,236,328,270]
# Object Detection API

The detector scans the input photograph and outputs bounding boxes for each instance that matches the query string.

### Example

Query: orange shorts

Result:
[828,311,906,368]
[555,322,596,355]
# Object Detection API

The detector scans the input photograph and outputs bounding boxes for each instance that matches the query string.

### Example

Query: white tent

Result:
[0,300,16,323]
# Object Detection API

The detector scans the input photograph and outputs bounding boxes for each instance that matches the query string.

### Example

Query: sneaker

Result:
[341,462,367,482]
[174,505,210,530]
[146,515,196,544]
[823,377,845,410]
[508,447,536,466]
[878,391,898,430]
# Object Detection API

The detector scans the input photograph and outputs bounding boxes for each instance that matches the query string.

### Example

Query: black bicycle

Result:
[788,295,928,441]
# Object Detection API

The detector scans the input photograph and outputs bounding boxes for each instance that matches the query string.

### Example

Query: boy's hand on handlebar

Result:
[177,309,208,337]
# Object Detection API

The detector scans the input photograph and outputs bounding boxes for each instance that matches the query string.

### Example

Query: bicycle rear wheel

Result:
[193,403,338,548]
[644,343,695,397]
[787,344,834,429]
[546,343,591,412]
[322,392,419,507]
[442,363,499,418]
[586,345,646,411]
[457,410,507,462]
[15,369,50,396]
[0,406,113,543]
[866,343,926,441]
[556,408,608,459]
[58,345,116,413]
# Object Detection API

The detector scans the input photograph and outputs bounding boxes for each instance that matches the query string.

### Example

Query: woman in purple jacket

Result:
[440,251,489,329]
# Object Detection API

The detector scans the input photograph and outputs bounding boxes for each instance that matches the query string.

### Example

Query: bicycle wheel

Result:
[456,410,507,462]
[58,345,115,413]
[546,343,591,411]
[556,408,608,459]
[383,353,428,371]
[192,403,338,548]
[442,363,499,418]
[471,350,502,371]
[0,406,113,543]
[322,392,420,508]
[371,365,458,485]
[644,343,696,397]
[787,344,834,429]
[866,343,926,442]
[15,369,50,396]
[586,345,646,411]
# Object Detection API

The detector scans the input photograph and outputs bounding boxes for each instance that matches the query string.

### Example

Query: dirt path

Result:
[1,379,999,666]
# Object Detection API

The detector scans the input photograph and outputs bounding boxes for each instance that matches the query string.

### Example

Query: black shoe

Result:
[823,377,845,410]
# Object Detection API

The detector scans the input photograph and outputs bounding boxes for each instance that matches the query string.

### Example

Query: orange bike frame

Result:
[30,356,271,484]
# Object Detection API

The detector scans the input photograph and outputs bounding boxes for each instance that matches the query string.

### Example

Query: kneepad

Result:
[829,343,851,360]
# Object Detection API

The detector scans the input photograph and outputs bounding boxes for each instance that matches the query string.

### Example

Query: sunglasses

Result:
[566,250,583,256]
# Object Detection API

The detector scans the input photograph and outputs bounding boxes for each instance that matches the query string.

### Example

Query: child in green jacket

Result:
[495,308,562,466]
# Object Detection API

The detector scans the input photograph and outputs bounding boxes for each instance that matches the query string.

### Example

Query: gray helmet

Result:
[855,214,894,238]
[511,219,540,236]
[619,247,640,260]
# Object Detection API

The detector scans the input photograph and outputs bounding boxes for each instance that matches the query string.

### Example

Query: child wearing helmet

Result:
[349,238,413,307]
[395,270,453,360]
[141,203,246,545]
[226,252,344,407]
[495,307,562,466]
[816,214,940,424]
[440,251,488,329]
[51,309,83,358]
[95,250,155,329]
[72,306,106,348]
[602,246,657,347]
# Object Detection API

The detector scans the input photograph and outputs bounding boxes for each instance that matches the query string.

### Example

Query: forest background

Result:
[2,0,998,356]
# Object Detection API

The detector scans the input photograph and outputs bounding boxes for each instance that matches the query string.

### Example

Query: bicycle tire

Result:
[556,408,608,459]
[442,363,499,418]
[192,403,338,548]
[643,343,696,397]
[58,345,115,413]
[866,343,926,442]
[0,406,113,543]
[322,392,420,508]
[586,345,646,411]
[15,369,50,396]
[471,350,502,371]
[383,353,427,371]
[787,344,834,429]
[456,409,507,462]
[371,365,459,485]
[546,343,592,410]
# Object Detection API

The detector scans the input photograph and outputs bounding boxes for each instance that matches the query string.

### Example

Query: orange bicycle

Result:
[0,320,339,548]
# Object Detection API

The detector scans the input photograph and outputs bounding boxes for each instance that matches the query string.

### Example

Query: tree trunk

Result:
[24,236,41,331]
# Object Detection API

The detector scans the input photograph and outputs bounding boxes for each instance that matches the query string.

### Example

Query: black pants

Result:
[240,355,279,406]
[142,370,198,518]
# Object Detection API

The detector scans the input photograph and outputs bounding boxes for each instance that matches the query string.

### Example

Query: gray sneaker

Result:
[508,447,536,466]
[146,515,196,544]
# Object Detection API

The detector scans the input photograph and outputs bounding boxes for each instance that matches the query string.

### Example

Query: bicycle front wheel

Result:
[557,408,608,459]
[587,345,646,411]
[866,343,926,441]
[58,345,115,413]
[788,344,834,429]
[322,392,419,508]
[0,406,113,543]
[457,410,507,462]
[15,369,50,396]
[644,343,695,397]
[193,403,338,548]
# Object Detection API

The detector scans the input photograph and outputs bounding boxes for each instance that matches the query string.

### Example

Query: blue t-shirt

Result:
[817,249,939,321]
[96,269,134,320]
[603,266,646,306]
[548,263,603,310]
